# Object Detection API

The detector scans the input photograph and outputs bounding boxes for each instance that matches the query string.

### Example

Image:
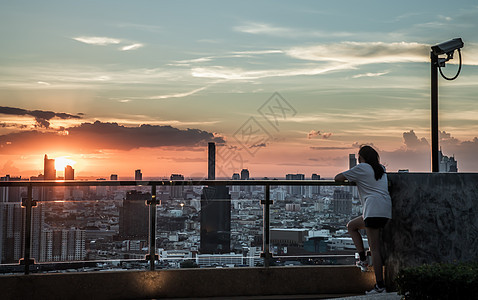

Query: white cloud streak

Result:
[120,43,144,51]
[234,22,353,38]
[73,36,121,45]
[286,42,430,64]
[73,36,145,51]
[147,86,210,100]
[352,71,389,78]
[191,63,354,80]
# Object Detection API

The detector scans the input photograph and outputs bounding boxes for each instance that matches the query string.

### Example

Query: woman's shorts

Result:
[364,217,389,228]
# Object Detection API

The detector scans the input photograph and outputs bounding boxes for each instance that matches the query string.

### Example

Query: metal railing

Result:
[0,179,355,274]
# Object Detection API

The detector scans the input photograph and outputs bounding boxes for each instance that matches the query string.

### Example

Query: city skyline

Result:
[1,1,478,178]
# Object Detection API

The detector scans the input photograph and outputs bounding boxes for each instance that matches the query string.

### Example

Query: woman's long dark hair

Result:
[358,145,384,180]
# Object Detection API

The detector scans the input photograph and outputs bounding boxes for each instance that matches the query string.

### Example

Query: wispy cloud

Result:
[73,36,121,46]
[120,43,144,51]
[286,42,429,64]
[234,22,352,38]
[191,63,353,80]
[352,71,389,78]
[73,36,144,51]
[147,85,210,100]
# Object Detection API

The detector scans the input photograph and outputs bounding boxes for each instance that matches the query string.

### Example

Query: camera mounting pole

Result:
[430,38,463,172]
[430,51,439,172]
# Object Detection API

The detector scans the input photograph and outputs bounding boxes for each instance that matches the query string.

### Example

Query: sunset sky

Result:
[1,1,478,179]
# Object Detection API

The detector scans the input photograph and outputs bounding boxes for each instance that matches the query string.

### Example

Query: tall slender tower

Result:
[200,142,231,254]
[208,142,215,180]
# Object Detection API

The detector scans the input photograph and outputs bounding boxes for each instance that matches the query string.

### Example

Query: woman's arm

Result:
[334,173,347,182]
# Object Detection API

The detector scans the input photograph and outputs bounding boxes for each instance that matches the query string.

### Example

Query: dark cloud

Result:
[0,121,225,154]
[249,143,267,149]
[439,130,459,145]
[0,123,28,129]
[0,106,82,128]
[403,130,429,149]
[307,130,333,139]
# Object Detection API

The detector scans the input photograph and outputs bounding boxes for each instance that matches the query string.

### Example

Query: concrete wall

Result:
[0,266,375,299]
[383,173,478,284]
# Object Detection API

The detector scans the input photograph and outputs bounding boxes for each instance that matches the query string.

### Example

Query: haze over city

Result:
[1,1,478,179]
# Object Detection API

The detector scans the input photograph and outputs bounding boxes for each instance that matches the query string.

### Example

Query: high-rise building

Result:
[231,173,240,194]
[349,154,357,169]
[311,174,321,196]
[200,186,231,254]
[348,155,359,199]
[0,201,44,264]
[42,155,56,201]
[285,174,305,196]
[208,142,215,180]
[240,169,249,180]
[119,190,151,239]
[135,169,142,181]
[64,165,74,180]
[170,174,185,199]
[200,142,231,254]
[1,175,23,203]
[44,154,56,180]
[40,228,85,262]
[240,169,250,193]
[333,189,352,215]
[439,149,458,172]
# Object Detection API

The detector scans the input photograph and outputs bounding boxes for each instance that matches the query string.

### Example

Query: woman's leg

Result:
[365,227,383,283]
[347,216,366,253]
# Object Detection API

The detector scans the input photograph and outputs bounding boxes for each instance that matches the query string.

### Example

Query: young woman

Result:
[334,145,392,295]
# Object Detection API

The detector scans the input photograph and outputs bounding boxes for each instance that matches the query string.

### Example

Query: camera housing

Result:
[431,38,464,55]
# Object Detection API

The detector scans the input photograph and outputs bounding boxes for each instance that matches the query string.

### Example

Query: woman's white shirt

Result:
[342,163,392,219]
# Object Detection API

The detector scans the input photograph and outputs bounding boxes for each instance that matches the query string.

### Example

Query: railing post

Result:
[146,184,158,271]
[20,184,36,274]
[261,184,272,267]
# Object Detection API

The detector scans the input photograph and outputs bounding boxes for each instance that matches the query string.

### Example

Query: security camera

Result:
[431,38,464,55]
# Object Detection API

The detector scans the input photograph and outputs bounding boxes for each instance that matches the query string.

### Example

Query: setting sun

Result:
[55,156,77,170]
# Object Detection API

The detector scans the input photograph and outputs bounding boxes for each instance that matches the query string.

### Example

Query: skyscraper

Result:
[439,149,458,172]
[240,169,249,180]
[333,189,352,215]
[64,165,74,180]
[200,186,231,254]
[135,169,142,181]
[200,142,231,254]
[43,155,56,201]
[208,142,215,180]
[119,190,150,239]
[44,154,56,180]
[170,174,185,199]
[285,173,305,196]
[349,154,357,169]
[348,154,359,199]
[311,173,321,196]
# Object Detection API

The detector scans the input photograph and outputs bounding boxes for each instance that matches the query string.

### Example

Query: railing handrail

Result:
[0,179,355,187]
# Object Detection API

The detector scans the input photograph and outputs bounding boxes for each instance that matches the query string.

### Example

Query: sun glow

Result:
[55,156,77,170]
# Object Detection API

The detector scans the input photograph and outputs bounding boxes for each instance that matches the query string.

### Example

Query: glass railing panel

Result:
[268,183,361,266]
[24,185,152,273]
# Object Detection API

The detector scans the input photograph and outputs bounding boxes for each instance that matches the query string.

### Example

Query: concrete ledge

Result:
[0,266,375,299]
